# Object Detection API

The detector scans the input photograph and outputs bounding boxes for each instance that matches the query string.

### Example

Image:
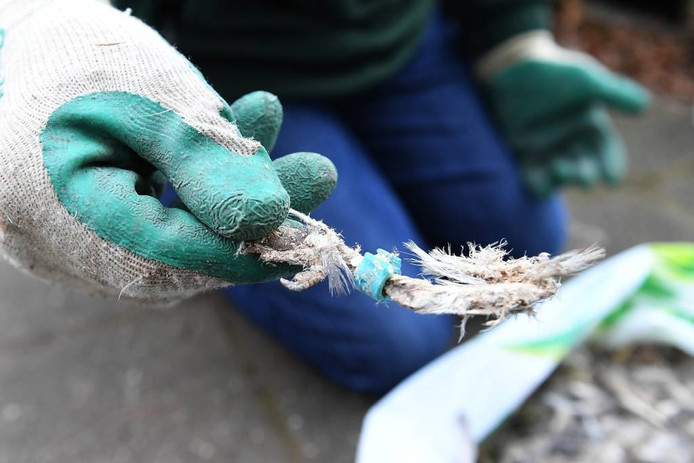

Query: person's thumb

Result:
[587,66,651,114]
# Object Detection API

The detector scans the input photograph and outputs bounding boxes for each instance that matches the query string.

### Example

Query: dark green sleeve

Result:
[113,0,182,31]
[442,0,554,58]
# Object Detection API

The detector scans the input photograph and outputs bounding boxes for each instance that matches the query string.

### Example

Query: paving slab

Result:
[611,101,693,177]
[0,264,371,463]
[567,101,694,253]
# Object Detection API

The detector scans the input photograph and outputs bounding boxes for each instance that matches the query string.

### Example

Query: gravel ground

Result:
[481,345,694,463]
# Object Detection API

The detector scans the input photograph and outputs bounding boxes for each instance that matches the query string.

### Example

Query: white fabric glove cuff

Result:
[1,0,55,29]
[477,30,594,82]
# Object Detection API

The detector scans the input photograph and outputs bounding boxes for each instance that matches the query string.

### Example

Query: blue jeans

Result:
[224,14,566,393]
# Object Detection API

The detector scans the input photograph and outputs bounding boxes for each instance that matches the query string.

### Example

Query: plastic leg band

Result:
[354,249,402,302]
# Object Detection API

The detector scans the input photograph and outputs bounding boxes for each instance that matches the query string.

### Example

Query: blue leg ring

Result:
[354,249,402,302]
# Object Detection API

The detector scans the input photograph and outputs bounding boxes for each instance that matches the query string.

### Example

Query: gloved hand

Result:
[476,31,650,198]
[0,0,337,303]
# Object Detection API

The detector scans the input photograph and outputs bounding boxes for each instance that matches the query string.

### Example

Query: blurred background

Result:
[0,0,692,461]
[555,0,694,103]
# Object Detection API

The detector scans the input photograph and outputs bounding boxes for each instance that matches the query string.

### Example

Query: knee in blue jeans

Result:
[321,313,455,394]
[459,192,568,258]
[503,195,567,257]
[227,283,456,395]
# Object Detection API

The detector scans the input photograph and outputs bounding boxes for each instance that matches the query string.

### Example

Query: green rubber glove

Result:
[229,92,338,215]
[0,0,336,303]
[477,31,650,198]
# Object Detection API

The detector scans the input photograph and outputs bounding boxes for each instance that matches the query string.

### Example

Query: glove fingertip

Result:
[230,91,284,152]
[597,129,628,185]
[523,165,554,200]
[602,75,651,113]
[602,156,626,184]
[274,152,338,213]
